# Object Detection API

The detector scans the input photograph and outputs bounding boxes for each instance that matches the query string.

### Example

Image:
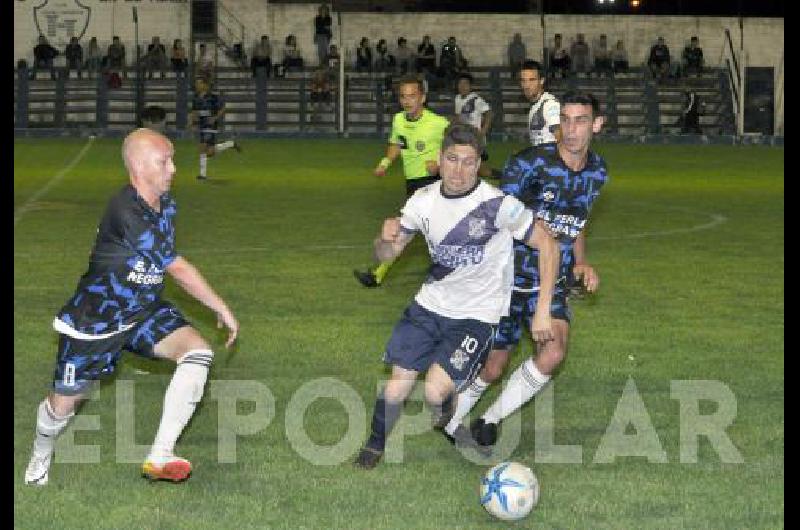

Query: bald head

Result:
[122,128,176,206]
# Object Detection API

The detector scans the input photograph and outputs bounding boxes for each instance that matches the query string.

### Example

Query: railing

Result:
[722,28,745,136]
[775,47,783,136]
[217,2,246,68]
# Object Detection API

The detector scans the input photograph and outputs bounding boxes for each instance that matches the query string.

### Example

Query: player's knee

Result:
[423,372,454,406]
[481,349,510,383]
[383,380,410,404]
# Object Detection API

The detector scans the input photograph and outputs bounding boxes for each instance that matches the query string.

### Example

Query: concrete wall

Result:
[15,2,782,71]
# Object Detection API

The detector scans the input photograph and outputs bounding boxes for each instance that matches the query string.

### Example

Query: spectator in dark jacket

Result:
[682,36,704,76]
[356,37,372,73]
[65,37,83,78]
[33,35,59,80]
[648,36,670,81]
[314,5,333,67]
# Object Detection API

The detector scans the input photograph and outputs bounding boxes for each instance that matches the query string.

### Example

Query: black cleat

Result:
[470,418,498,447]
[233,141,242,153]
[353,269,380,288]
[354,446,383,470]
[443,424,493,457]
[196,174,208,181]
[431,400,456,431]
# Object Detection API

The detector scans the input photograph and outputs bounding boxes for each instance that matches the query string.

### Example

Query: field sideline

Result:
[14,137,783,529]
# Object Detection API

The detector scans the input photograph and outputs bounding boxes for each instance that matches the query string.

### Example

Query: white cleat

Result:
[24,453,52,486]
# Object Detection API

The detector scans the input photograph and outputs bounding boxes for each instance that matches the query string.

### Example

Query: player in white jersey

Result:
[520,60,560,146]
[454,73,494,179]
[354,123,560,469]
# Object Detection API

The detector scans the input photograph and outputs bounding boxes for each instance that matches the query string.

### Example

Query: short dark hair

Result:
[442,123,485,156]
[457,72,473,84]
[520,60,544,76]
[560,91,601,116]
[396,74,425,93]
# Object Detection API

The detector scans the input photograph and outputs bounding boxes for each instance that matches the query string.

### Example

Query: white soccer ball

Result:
[479,461,539,521]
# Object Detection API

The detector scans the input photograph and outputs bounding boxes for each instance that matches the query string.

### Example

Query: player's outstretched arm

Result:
[374,217,414,262]
[375,144,402,177]
[166,256,239,348]
[572,231,599,293]
[525,220,560,343]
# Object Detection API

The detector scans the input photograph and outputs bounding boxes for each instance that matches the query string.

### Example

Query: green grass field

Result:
[14,137,783,529]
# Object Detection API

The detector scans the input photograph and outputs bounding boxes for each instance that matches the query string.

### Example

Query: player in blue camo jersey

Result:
[190,77,241,181]
[440,92,609,450]
[24,128,239,486]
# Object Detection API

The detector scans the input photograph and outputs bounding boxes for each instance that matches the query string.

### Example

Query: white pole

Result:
[338,12,345,134]
[737,50,746,137]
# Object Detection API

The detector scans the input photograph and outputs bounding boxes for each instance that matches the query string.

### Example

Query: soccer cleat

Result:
[196,174,208,181]
[443,424,493,457]
[24,453,52,486]
[353,269,380,288]
[431,400,456,430]
[353,446,383,470]
[470,417,499,447]
[233,141,242,153]
[141,455,192,483]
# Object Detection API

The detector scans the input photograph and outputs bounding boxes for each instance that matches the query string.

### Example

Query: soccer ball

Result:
[479,462,539,521]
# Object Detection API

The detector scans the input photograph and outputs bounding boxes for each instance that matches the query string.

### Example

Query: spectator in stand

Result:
[648,36,671,81]
[283,34,304,72]
[84,37,102,79]
[196,43,214,83]
[678,90,702,133]
[250,35,272,78]
[33,35,59,80]
[145,36,168,79]
[593,34,612,78]
[439,36,467,85]
[326,44,340,71]
[356,37,372,73]
[107,36,126,77]
[395,37,412,75]
[170,39,188,78]
[682,36,704,77]
[314,5,333,67]
[549,33,570,78]
[570,33,590,76]
[375,39,395,73]
[612,39,628,74]
[65,36,83,79]
[508,33,526,77]
[416,35,436,75]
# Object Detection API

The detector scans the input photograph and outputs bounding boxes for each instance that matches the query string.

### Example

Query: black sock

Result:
[366,395,403,452]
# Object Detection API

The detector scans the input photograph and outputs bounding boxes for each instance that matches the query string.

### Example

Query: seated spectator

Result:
[84,37,102,78]
[33,35,58,80]
[140,105,166,131]
[65,36,83,78]
[282,34,304,72]
[570,33,590,76]
[395,37,412,75]
[593,34,612,78]
[648,36,670,81]
[355,37,372,73]
[106,36,126,76]
[251,35,272,78]
[310,66,332,105]
[612,39,629,73]
[196,43,214,82]
[549,33,570,78]
[171,39,188,78]
[439,36,467,84]
[416,35,436,74]
[682,36,704,76]
[325,43,340,71]
[145,36,168,78]
[508,33,526,76]
[375,39,395,73]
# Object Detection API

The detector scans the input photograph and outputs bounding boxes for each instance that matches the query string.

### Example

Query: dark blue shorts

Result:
[383,301,495,392]
[52,300,190,395]
[493,288,571,351]
[199,130,217,146]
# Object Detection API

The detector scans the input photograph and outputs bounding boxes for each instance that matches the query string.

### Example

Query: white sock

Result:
[444,377,489,436]
[482,358,551,424]
[199,153,207,176]
[149,349,213,459]
[214,140,234,153]
[32,399,73,458]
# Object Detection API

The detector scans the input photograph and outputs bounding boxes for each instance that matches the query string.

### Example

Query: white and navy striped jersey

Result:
[455,92,491,130]
[528,91,560,146]
[399,180,535,324]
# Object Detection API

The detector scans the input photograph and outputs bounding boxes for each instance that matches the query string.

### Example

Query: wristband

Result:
[378,157,391,169]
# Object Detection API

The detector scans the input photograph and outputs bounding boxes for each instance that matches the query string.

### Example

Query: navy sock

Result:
[366,395,403,452]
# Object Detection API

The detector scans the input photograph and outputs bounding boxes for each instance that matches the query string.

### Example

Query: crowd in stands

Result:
[25,24,706,88]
